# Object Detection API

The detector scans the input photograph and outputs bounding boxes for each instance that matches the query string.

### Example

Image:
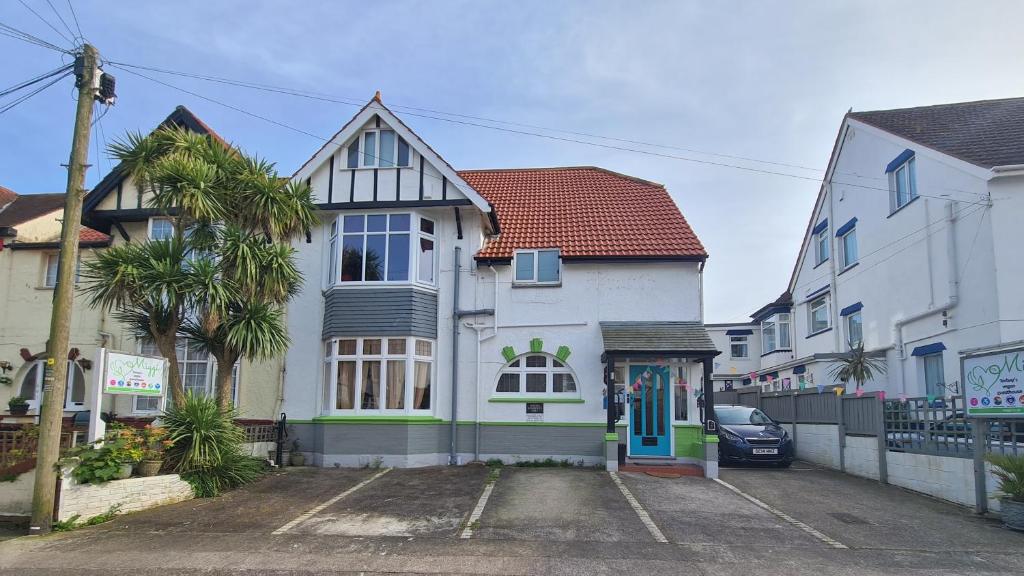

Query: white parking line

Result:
[713,478,848,549]
[460,468,500,539]
[272,468,391,535]
[609,471,668,543]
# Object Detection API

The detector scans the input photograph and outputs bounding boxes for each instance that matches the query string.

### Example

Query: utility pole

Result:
[29,44,99,535]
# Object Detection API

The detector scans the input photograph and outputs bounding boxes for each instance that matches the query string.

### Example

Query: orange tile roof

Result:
[79,227,111,244]
[459,167,707,261]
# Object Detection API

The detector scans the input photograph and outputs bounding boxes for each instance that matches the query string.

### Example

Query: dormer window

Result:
[347,129,411,169]
[514,249,560,285]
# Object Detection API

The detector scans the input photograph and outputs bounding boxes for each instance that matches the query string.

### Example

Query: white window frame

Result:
[729,336,749,359]
[492,352,579,399]
[922,352,945,397]
[43,253,81,288]
[134,339,239,414]
[760,313,791,354]
[808,295,831,335]
[839,227,858,270]
[890,156,918,211]
[846,310,863,348]
[322,337,434,415]
[761,319,776,353]
[348,129,412,169]
[814,229,829,266]
[18,360,87,412]
[513,249,561,285]
[328,212,436,288]
[147,217,175,240]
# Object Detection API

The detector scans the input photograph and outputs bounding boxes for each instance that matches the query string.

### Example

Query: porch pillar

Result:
[702,357,716,433]
[604,357,619,471]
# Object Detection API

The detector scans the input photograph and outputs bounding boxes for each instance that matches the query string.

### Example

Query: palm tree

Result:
[828,343,887,391]
[83,127,316,409]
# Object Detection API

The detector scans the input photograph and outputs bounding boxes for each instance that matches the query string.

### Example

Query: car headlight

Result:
[721,429,743,442]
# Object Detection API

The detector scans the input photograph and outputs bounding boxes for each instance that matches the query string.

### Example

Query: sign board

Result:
[963,347,1024,417]
[103,351,168,396]
[525,402,544,422]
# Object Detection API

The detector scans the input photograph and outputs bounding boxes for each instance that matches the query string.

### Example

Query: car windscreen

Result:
[716,406,773,425]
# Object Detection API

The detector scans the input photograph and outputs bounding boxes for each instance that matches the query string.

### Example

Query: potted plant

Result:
[987,454,1024,531]
[137,425,173,477]
[108,426,143,479]
[7,396,29,416]
[289,439,305,467]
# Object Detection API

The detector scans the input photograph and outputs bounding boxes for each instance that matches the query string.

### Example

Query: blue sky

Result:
[2,1,1023,321]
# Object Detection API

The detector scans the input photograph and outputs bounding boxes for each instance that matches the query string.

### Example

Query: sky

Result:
[2,1,1024,322]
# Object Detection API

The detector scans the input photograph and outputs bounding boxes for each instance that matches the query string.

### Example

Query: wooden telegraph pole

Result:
[29,44,100,535]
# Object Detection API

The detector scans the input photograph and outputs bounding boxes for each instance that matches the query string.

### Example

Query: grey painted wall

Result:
[289,423,605,459]
[323,287,438,339]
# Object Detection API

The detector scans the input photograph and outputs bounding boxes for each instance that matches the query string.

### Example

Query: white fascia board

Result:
[291,101,491,213]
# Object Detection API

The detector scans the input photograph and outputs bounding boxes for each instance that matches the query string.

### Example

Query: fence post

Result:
[836,393,846,472]
[876,396,888,484]
[972,418,989,514]
[790,390,798,454]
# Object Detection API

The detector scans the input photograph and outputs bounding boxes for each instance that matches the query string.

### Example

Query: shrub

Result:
[162,394,265,497]
[987,453,1024,503]
[64,425,143,484]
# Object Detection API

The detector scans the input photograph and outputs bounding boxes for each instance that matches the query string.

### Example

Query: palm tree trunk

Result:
[214,352,240,412]
[153,332,184,406]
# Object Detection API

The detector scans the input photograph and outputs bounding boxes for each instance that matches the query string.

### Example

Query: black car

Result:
[715,404,794,467]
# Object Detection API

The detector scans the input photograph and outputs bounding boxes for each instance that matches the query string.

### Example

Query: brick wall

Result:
[57,466,194,521]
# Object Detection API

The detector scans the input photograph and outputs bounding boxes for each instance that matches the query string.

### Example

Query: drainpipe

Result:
[826,183,841,353]
[450,247,461,465]
[449,248,495,465]
[892,201,960,395]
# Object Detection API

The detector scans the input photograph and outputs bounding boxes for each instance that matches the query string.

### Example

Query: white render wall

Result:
[57,469,194,521]
[0,470,34,516]
[792,423,841,469]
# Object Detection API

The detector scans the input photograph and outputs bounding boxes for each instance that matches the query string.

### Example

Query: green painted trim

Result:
[672,423,703,429]
[556,345,571,362]
[501,346,517,362]
[673,424,704,458]
[704,435,720,444]
[530,337,544,352]
[604,432,620,441]
[480,421,612,428]
[488,397,585,404]
[307,416,445,425]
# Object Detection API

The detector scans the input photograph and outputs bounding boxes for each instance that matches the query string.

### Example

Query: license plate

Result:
[753,448,778,455]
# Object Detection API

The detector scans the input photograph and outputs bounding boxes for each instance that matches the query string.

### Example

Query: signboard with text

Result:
[102,351,167,396]
[963,347,1024,417]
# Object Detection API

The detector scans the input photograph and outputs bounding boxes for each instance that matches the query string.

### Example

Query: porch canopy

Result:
[599,321,720,433]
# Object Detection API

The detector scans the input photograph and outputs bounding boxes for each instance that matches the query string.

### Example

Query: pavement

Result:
[1,461,1022,575]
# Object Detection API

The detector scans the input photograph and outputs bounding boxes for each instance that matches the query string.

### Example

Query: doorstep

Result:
[619,463,704,478]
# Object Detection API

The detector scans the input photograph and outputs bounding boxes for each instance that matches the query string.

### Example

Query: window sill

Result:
[325,282,437,292]
[311,415,442,424]
[837,262,859,276]
[488,397,584,404]
[887,195,920,219]
[806,327,832,339]
[812,258,829,270]
[343,165,415,172]
[511,282,562,288]
[760,349,792,357]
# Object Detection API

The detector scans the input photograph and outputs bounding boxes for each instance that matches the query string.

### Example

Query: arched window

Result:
[494,353,578,398]
[18,360,86,411]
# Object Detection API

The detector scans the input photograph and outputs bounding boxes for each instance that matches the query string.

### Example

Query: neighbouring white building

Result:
[705,323,761,391]
[717,97,1024,399]
[281,95,723,470]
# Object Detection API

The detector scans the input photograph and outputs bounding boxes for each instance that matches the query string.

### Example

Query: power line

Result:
[43,0,76,44]
[0,21,72,53]
[64,0,84,41]
[0,63,73,99]
[0,69,71,115]
[16,0,73,46]
[108,62,986,206]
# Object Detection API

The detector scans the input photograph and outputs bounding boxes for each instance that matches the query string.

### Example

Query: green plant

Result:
[7,396,28,409]
[162,394,265,497]
[64,427,142,484]
[138,424,173,461]
[53,505,122,531]
[828,343,887,390]
[987,453,1024,502]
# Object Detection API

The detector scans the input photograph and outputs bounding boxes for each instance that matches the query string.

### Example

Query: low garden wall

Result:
[0,470,34,516]
[57,465,194,521]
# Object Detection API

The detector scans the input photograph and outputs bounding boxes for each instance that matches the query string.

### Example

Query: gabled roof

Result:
[291,94,492,214]
[463,167,707,261]
[0,190,110,246]
[849,97,1024,169]
[83,105,226,215]
[0,185,16,208]
[600,321,718,356]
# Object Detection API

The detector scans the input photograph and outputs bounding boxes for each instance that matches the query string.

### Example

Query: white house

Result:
[725,97,1024,399]
[281,95,722,471]
[705,322,761,391]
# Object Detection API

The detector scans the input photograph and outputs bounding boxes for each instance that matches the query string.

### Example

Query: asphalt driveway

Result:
[1,462,1022,575]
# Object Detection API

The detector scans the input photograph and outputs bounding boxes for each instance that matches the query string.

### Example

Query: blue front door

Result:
[628,365,671,456]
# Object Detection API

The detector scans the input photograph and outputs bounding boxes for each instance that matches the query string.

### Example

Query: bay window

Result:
[324,337,433,414]
[761,313,791,354]
[330,212,435,286]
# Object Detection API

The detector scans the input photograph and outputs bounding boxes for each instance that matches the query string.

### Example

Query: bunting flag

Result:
[855,387,865,398]
[926,394,936,404]
[877,391,886,401]
[816,384,825,394]
[798,380,807,390]
[834,386,844,396]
